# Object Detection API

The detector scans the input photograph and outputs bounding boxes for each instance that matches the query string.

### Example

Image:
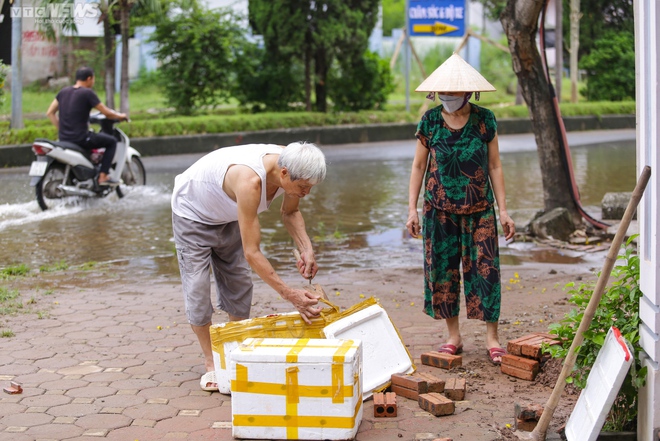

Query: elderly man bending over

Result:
[171,142,327,391]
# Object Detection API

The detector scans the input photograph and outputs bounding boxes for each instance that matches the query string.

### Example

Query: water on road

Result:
[0,133,636,280]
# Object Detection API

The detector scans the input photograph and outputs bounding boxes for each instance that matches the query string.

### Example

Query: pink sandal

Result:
[487,347,506,365]
[437,343,463,355]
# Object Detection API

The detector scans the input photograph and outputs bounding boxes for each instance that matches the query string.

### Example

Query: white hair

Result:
[278,142,326,184]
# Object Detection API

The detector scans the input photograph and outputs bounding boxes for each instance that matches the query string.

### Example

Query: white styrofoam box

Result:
[211,312,326,395]
[565,327,634,441]
[230,337,363,440]
[322,304,414,398]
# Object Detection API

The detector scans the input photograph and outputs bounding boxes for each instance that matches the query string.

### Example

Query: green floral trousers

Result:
[422,204,501,322]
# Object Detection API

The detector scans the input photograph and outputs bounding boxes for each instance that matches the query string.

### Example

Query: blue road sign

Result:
[408,0,466,37]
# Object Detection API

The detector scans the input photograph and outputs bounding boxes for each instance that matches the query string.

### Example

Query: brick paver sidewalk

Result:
[0,263,572,441]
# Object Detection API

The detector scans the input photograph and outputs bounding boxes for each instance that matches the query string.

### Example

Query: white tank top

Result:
[171,144,285,225]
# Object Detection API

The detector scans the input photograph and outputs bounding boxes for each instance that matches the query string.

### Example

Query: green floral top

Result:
[415,103,497,215]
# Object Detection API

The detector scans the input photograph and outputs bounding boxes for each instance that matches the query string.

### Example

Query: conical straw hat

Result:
[415,53,496,93]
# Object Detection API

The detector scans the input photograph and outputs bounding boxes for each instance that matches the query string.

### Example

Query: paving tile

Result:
[65,386,117,399]
[0,403,27,417]
[95,395,145,408]
[1,412,53,427]
[40,379,89,391]
[74,413,131,430]
[53,416,77,424]
[19,395,71,407]
[124,404,179,420]
[137,386,190,400]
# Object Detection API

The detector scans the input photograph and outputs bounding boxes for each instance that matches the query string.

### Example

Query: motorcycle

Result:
[28,114,146,211]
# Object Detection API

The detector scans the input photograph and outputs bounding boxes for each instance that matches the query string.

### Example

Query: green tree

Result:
[567,0,633,59]
[579,31,635,101]
[116,0,160,114]
[0,63,8,105]
[328,50,394,111]
[382,0,405,36]
[249,0,380,112]
[150,4,250,114]
[232,45,305,112]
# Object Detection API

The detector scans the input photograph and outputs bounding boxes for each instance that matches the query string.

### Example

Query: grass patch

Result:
[0,329,15,338]
[80,261,98,270]
[39,260,69,273]
[0,286,24,315]
[0,264,30,279]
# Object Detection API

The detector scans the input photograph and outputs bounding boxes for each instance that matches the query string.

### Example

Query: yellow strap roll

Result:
[286,338,310,363]
[210,297,379,354]
[233,414,358,430]
[231,379,355,397]
[286,366,300,439]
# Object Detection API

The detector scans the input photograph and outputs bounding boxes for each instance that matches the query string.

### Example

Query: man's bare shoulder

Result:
[223,165,261,200]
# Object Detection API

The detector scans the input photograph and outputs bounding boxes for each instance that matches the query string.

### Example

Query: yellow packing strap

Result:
[210,297,380,365]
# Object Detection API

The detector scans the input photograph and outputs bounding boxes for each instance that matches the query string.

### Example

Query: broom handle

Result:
[532,165,651,440]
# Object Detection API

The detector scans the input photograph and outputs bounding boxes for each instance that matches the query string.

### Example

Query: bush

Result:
[0,63,8,105]
[580,31,635,101]
[150,5,252,114]
[328,50,395,111]
[232,45,306,112]
[546,236,646,431]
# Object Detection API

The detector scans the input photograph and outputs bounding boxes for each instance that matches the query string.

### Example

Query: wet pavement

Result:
[0,256,591,441]
[0,129,633,440]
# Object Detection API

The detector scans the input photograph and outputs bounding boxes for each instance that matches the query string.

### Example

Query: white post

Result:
[636,0,660,439]
[10,0,23,129]
[404,0,410,113]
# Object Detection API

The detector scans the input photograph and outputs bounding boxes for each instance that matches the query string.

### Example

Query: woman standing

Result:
[406,53,515,365]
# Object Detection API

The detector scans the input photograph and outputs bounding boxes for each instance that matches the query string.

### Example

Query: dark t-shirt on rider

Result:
[56,86,101,143]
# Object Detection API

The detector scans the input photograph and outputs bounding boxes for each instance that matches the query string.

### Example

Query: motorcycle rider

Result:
[46,66,127,186]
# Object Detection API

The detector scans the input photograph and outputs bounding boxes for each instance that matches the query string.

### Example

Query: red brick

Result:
[391,384,419,400]
[501,354,539,371]
[421,351,462,370]
[507,333,560,360]
[501,355,540,381]
[373,392,397,418]
[444,377,466,401]
[418,392,455,416]
[414,372,445,393]
[391,373,428,394]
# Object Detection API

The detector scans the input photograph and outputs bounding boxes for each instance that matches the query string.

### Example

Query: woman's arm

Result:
[488,133,515,240]
[406,139,430,238]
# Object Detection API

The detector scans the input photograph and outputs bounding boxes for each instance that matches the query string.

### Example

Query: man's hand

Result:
[295,249,318,281]
[284,288,321,325]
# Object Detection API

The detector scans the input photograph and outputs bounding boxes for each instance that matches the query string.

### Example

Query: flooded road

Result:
[0,130,636,279]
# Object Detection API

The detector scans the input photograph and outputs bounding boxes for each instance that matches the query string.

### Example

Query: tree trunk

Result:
[569,0,580,103]
[314,48,328,113]
[501,0,580,222]
[119,2,130,114]
[304,36,312,112]
[103,15,115,110]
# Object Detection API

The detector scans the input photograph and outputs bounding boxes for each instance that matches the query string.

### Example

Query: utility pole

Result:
[10,0,23,129]
[555,0,563,102]
[569,0,580,103]
[404,0,410,112]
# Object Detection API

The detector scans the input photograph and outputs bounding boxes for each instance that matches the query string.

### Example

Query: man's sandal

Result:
[200,371,218,392]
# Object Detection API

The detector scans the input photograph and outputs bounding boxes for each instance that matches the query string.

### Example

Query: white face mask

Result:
[439,93,471,114]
